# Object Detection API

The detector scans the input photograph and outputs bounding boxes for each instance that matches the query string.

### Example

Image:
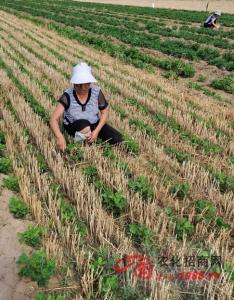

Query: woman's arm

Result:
[87,107,109,143]
[50,104,67,151]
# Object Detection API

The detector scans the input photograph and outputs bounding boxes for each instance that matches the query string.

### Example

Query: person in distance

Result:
[50,62,123,151]
[203,11,221,29]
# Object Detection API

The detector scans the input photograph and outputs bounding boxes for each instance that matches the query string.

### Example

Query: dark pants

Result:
[64,120,123,145]
[204,23,214,28]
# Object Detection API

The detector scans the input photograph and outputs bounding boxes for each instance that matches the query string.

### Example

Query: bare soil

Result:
[76,0,234,14]
[0,174,37,300]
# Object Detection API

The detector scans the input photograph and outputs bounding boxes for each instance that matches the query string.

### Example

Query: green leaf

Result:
[9,196,28,219]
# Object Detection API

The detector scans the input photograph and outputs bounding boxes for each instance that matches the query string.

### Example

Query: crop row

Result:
[2,28,234,226]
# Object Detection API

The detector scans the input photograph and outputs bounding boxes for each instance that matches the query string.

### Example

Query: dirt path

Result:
[0,174,37,300]
[76,0,234,14]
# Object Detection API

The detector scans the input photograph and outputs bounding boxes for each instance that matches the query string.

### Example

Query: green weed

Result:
[160,98,175,109]
[83,165,127,216]
[167,208,194,240]
[102,144,131,175]
[90,248,119,296]
[195,200,230,229]
[210,74,234,94]
[83,165,98,180]
[121,285,147,300]
[174,217,194,240]
[128,223,153,249]
[3,176,20,192]
[165,147,191,163]
[211,262,234,282]
[37,153,50,173]
[122,132,140,154]
[18,225,44,249]
[102,189,128,216]
[101,275,119,294]
[0,143,6,156]
[215,216,231,230]
[35,292,65,300]
[9,196,28,218]
[17,251,56,287]
[163,70,179,80]
[0,131,5,144]
[0,157,12,174]
[60,199,88,236]
[66,143,84,161]
[129,118,160,142]
[208,166,234,193]
[128,176,154,201]
[169,181,190,199]
[197,74,207,82]
[195,200,216,223]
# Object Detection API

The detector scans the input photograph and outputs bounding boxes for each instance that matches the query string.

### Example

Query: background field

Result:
[0,0,233,299]
[77,0,234,13]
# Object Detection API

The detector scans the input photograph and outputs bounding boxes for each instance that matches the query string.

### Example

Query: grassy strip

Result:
[188,81,223,102]
[210,74,234,95]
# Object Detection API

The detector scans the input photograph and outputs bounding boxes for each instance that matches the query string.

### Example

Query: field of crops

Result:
[0,0,233,299]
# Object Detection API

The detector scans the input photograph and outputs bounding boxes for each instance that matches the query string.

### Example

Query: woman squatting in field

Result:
[204,11,222,29]
[50,62,123,151]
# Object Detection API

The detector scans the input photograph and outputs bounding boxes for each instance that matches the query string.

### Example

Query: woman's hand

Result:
[87,129,99,143]
[56,135,66,152]
[87,107,109,144]
[50,104,66,151]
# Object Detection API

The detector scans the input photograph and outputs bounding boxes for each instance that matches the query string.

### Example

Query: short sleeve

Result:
[58,93,70,111]
[98,90,109,110]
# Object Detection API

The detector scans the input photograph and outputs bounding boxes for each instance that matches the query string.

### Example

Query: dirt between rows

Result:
[76,0,234,14]
[0,174,36,300]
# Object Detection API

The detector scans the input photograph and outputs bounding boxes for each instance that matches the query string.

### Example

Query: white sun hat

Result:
[70,62,97,84]
[214,11,221,16]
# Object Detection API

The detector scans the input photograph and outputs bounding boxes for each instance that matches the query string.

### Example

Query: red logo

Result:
[113,255,153,279]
